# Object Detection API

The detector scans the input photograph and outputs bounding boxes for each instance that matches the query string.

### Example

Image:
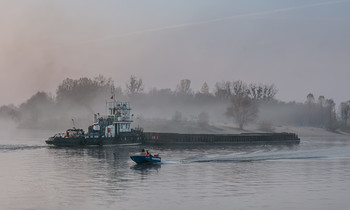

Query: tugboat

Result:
[46,101,143,146]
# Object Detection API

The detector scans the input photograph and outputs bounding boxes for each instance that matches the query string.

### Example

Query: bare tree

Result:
[262,84,277,100]
[325,99,337,131]
[318,96,326,107]
[176,79,192,95]
[340,101,350,126]
[126,75,144,95]
[111,86,123,98]
[200,82,209,95]
[306,93,315,105]
[231,80,249,97]
[248,83,258,99]
[316,95,327,126]
[226,96,259,130]
[94,74,114,87]
[305,93,316,125]
[214,81,231,99]
[56,76,114,104]
[249,83,277,100]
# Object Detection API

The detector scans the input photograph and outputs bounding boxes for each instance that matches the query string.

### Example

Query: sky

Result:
[1,0,350,106]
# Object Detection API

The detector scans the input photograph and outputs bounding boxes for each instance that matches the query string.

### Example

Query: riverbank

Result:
[1,119,349,140]
[136,118,350,138]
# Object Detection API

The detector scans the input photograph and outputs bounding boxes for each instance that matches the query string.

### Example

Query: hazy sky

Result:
[1,0,350,106]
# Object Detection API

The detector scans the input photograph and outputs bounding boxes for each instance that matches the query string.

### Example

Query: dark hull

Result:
[46,131,300,146]
[46,132,142,147]
[143,132,300,144]
[130,155,161,164]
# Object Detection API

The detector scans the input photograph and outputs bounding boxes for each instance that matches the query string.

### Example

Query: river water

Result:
[0,129,349,210]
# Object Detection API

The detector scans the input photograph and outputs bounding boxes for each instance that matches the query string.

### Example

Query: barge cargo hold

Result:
[143,132,300,144]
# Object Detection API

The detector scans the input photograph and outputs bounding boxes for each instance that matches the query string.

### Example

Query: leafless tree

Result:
[325,99,337,131]
[249,83,277,100]
[126,75,144,95]
[200,82,209,95]
[306,93,315,105]
[318,96,326,107]
[262,84,277,100]
[176,79,192,95]
[226,96,259,130]
[94,74,114,87]
[56,75,114,103]
[305,93,316,125]
[214,81,231,99]
[340,101,350,126]
[231,80,249,97]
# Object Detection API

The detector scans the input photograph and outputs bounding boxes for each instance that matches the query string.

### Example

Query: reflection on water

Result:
[0,134,350,210]
[130,163,161,174]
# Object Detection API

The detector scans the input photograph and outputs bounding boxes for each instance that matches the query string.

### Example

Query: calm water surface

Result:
[0,129,350,210]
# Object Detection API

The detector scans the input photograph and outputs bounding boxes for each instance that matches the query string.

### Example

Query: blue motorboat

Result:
[130,150,161,164]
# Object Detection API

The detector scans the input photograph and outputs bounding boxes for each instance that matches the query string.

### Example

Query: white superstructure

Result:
[107,101,133,135]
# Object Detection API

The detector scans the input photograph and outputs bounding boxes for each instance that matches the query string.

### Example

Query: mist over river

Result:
[1,129,350,210]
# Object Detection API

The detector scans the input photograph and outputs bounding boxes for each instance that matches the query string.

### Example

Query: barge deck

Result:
[143,132,300,144]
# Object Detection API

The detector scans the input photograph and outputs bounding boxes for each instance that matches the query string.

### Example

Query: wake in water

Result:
[0,144,46,152]
[180,147,350,164]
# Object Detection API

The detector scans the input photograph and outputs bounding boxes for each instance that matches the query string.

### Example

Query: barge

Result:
[46,99,300,146]
[143,132,300,144]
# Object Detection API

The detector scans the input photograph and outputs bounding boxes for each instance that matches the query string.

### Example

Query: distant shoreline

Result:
[1,119,349,139]
[134,119,350,138]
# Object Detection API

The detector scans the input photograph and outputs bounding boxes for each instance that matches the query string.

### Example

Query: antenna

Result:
[72,118,76,129]
[105,100,107,114]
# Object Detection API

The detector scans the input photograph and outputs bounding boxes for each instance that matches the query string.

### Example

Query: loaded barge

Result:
[46,100,300,146]
[143,132,300,144]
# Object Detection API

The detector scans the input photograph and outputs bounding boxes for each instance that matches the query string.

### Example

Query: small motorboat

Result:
[130,150,161,164]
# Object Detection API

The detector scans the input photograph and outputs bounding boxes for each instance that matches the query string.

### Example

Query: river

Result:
[0,129,349,210]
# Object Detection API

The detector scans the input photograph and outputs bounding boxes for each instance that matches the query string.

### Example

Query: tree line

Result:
[0,75,349,132]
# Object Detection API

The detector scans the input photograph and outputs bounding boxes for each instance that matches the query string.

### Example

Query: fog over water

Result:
[1,130,350,210]
[1,2,350,209]
[1,0,350,106]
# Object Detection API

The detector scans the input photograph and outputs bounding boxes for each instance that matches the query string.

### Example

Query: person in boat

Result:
[146,150,150,156]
